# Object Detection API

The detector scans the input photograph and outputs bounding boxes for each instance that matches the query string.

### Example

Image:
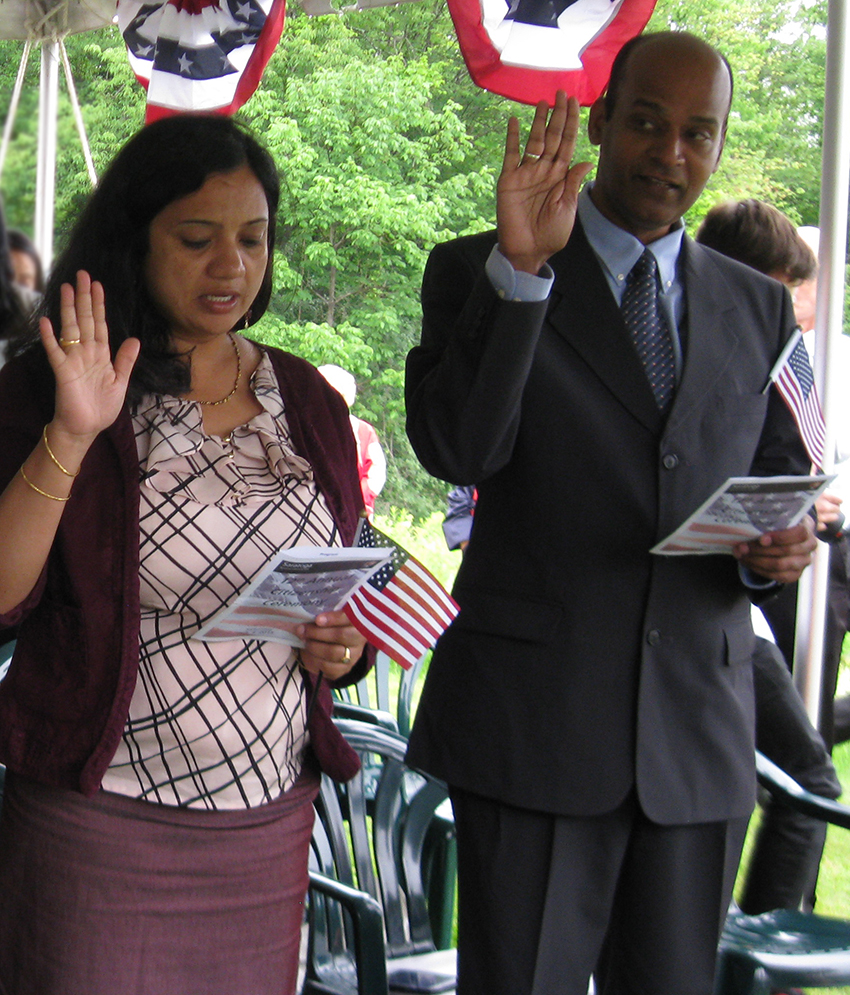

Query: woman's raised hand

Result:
[39,271,140,441]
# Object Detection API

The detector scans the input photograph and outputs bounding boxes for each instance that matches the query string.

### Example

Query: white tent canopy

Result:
[0,0,115,40]
[0,1,116,270]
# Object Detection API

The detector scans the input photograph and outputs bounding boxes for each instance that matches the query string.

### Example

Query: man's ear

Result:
[711,128,727,174]
[588,97,606,146]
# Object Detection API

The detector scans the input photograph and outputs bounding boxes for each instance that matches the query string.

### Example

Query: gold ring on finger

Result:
[525,152,541,160]
[341,646,351,663]
[58,338,82,348]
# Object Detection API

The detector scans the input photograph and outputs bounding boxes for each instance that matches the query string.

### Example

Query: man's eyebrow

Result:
[630,98,720,127]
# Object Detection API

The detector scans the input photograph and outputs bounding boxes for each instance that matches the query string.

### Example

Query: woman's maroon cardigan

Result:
[0,344,372,795]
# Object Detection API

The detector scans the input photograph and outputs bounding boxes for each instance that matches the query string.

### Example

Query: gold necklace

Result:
[197,333,242,407]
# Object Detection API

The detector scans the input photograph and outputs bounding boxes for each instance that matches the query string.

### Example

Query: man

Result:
[405,32,817,995]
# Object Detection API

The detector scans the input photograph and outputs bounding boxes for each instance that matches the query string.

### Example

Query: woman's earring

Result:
[242,310,252,330]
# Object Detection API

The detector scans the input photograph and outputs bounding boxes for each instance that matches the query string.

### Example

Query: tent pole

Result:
[794,0,850,728]
[0,41,32,183]
[59,38,97,188]
[35,38,59,274]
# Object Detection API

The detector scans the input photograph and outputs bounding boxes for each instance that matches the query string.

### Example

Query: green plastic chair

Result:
[714,750,850,995]
[332,650,426,738]
[304,719,456,995]
[332,652,456,950]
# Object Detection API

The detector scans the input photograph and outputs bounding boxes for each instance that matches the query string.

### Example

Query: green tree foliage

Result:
[241,7,503,518]
[0,31,145,240]
[0,0,833,520]
[652,0,826,228]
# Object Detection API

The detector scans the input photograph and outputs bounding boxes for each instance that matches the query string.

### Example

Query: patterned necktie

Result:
[621,249,675,411]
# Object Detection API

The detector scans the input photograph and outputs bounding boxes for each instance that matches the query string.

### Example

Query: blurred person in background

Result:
[319,363,387,518]
[8,228,45,297]
[0,214,30,369]
[696,199,843,915]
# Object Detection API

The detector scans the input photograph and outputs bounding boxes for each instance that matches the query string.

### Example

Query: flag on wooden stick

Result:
[769,329,827,470]
[346,519,459,671]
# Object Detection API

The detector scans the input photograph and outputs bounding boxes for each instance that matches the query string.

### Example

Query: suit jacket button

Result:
[662,453,679,470]
[647,629,661,646]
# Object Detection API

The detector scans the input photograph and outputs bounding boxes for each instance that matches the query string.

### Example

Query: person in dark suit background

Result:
[442,484,476,552]
[695,199,843,915]
[405,31,817,995]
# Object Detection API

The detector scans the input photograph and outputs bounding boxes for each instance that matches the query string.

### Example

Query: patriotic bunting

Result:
[117,0,286,122]
[347,519,459,671]
[447,0,657,106]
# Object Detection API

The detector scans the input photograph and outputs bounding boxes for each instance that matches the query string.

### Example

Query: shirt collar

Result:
[577,184,685,293]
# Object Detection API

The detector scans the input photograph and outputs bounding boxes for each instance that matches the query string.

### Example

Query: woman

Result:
[0,214,30,368]
[0,115,371,994]
[7,228,45,295]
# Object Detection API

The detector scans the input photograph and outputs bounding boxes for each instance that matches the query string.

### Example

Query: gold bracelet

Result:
[19,465,71,502]
[42,425,80,477]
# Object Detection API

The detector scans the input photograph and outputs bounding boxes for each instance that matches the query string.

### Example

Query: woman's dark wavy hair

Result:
[19,114,279,405]
[696,199,817,284]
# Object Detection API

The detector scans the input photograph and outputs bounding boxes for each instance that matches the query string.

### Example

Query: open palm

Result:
[497,91,594,275]
[39,271,140,440]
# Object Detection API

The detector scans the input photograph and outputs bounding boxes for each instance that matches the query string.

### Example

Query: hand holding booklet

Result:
[195,520,459,670]
[195,546,393,644]
[652,474,834,555]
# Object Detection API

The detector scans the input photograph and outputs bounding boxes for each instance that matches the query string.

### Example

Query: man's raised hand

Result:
[496,91,593,275]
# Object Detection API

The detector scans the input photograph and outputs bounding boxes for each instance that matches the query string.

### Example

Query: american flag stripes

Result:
[346,519,458,671]
[772,332,826,471]
[117,0,286,122]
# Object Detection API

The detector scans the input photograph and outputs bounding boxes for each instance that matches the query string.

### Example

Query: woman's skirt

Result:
[0,764,320,995]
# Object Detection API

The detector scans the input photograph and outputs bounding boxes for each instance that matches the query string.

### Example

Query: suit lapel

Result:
[667,239,742,431]
[547,223,664,434]
[547,227,743,436]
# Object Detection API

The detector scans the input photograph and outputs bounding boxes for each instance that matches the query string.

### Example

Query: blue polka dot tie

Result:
[621,249,675,411]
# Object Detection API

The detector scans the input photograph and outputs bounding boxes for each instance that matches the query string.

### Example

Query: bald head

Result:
[605,32,733,127]
[587,31,733,243]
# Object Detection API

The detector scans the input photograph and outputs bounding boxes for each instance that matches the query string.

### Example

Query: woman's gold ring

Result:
[58,338,82,348]
[341,646,351,663]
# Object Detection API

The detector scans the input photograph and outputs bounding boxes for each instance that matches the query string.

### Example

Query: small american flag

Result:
[772,331,826,470]
[346,519,458,671]
[117,0,286,122]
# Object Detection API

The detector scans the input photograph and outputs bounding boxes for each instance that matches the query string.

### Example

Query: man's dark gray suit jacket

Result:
[405,221,810,826]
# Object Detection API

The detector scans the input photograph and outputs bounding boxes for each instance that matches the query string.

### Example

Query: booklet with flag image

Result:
[195,521,459,670]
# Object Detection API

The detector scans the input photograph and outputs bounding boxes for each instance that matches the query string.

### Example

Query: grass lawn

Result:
[813,740,850,919]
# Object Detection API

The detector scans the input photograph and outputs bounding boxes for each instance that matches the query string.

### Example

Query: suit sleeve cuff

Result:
[739,564,778,591]
[486,245,554,302]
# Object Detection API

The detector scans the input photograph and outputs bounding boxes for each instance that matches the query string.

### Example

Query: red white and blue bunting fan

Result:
[447,0,657,106]
[117,0,286,122]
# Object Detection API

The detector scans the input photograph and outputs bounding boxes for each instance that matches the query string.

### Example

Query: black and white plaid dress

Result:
[102,353,340,810]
